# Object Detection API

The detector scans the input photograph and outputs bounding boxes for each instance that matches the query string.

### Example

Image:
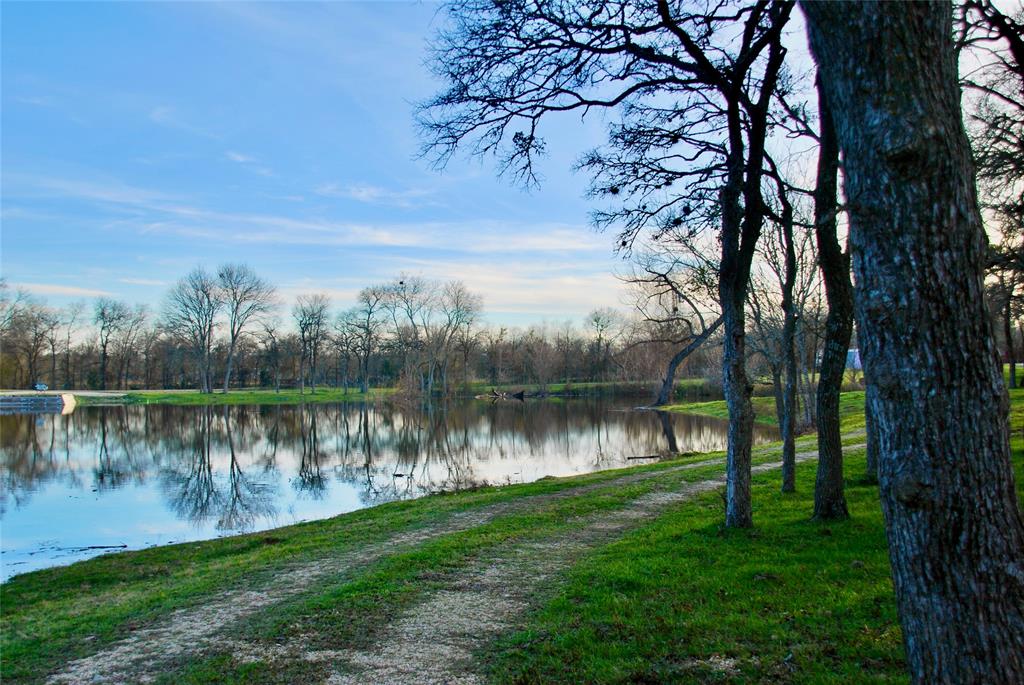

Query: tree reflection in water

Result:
[2,398,777,539]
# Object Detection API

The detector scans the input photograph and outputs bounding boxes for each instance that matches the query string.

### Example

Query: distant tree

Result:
[293,294,330,394]
[0,279,29,335]
[585,307,622,381]
[112,305,148,390]
[164,267,224,393]
[94,298,131,391]
[435,281,482,394]
[60,301,85,389]
[259,320,284,392]
[803,2,1024,681]
[217,264,276,393]
[352,286,387,393]
[16,303,58,388]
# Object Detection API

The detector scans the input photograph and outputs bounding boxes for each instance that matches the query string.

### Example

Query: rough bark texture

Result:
[803,2,1024,682]
[864,382,880,483]
[811,78,852,520]
[720,147,756,529]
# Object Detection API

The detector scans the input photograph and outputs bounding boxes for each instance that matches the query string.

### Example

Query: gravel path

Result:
[323,450,841,685]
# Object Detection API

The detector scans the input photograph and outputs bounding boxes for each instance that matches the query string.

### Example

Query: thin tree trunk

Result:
[223,338,237,394]
[49,342,58,388]
[652,316,723,406]
[779,201,798,495]
[99,343,108,391]
[804,3,1024,681]
[812,77,851,520]
[1004,292,1016,389]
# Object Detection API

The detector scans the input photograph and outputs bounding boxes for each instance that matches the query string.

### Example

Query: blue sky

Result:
[1,1,628,326]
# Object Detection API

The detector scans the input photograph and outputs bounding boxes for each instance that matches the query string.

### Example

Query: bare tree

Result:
[113,305,148,390]
[622,248,722,406]
[803,2,1024,680]
[164,267,223,393]
[293,294,330,394]
[61,301,85,389]
[259,320,284,393]
[435,281,482,395]
[94,298,131,391]
[352,286,387,393]
[217,264,276,393]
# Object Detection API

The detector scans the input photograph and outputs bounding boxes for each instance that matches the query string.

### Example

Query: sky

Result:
[1,1,628,327]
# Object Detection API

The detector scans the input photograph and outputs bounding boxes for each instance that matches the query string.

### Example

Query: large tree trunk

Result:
[812,77,852,520]
[803,3,1024,682]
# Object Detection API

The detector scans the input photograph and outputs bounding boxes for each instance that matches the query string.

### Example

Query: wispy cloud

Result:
[7,173,177,207]
[118,277,166,287]
[224,150,275,177]
[314,182,433,208]
[225,151,256,164]
[12,282,113,298]
[149,106,220,139]
[13,95,56,107]
[8,174,607,255]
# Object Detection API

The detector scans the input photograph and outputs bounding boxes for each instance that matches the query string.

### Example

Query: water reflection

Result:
[0,399,775,578]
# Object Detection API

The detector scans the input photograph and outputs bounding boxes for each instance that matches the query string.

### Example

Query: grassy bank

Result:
[74,387,393,406]
[665,390,869,431]
[4,390,1022,684]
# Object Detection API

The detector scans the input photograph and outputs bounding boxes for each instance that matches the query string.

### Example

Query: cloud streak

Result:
[8,173,609,254]
[12,282,113,298]
[314,182,434,208]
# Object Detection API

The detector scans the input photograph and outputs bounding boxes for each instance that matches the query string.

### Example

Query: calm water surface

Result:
[0,398,776,580]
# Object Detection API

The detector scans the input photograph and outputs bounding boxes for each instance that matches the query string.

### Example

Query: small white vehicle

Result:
[33,383,48,392]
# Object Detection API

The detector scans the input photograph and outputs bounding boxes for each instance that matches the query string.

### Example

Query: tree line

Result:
[4,268,813,397]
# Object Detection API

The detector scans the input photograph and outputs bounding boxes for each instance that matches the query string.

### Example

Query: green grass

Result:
[666,390,869,432]
[462,380,662,396]
[74,387,393,406]
[485,449,906,684]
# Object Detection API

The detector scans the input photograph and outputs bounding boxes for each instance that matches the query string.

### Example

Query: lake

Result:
[0,398,777,580]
